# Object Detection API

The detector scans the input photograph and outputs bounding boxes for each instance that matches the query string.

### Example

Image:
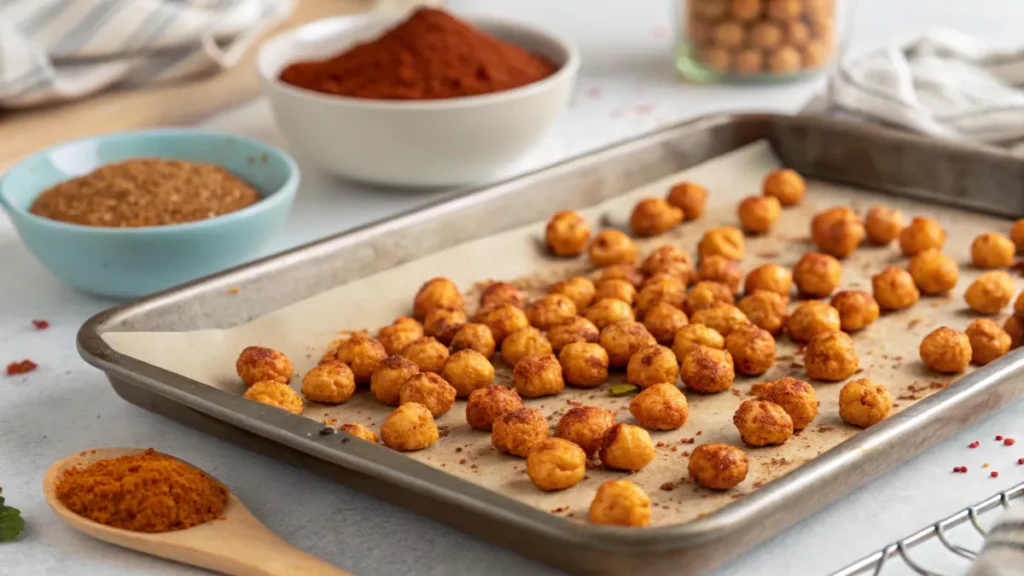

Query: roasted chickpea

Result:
[596,263,645,288]
[513,355,565,398]
[684,281,734,315]
[559,342,611,388]
[465,385,523,431]
[920,327,972,374]
[699,226,745,261]
[738,291,788,335]
[738,195,782,234]
[584,298,635,329]
[681,345,735,393]
[526,438,587,492]
[644,302,690,343]
[547,315,600,353]
[830,290,880,332]
[589,229,638,268]
[965,319,1011,366]
[474,303,530,345]
[641,246,694,282]
[399,372,456,417]
[546,210,591,257]
[672,324,725,363]
[423,307,467,345]
[907,249,959,295]
[744,263,792,298]
[600,321,658,368]
[492,407,549,457]
[333,333,387,384]
[793,252,842,298]
[711,20,745,48]
[1011,219,1024,252]
[732,0,763,20]
[787,300,841,343]
[236,346,293,387]
[786,20,811,46]
[626,345,680,389]
[965,270,1015,314]
[733,400,793,446]
[667,181,708,220]
[381,403,439,451]
[734,49,765,75]
[243,380,303,414]
[750,19,783,47]
[450,323,497,359]
[588,480,651,527]
[630,197,683,237]
[971,233,1016,269]
[594,279,636,305]
[370,355,420,406]
[767,0,803,20]
[768,46,802,73]
[629,383,688,431]
[377,316,425,356]
[413,277,464,320]
[479,281,525,309]
[400,336,449,373]
[839,378,892,428]
[758,377,818,431]
[555,406,615,456]
[899,216,946,256]
[762,168,805,206]
[301,360,356,405]
[339,423,378,443]
[635,281,687,318]
[864,205,905,245]
[501,327,553,367]
[441,349,495,397]
[549,276,596,310]
[690,302,750,337]
[804,331,859,381]
[599,423,655,471]
[725,325,777,376]
[872,267,920,311]
[526,294,578,330]
[688,443,749,490]
[811,206,865,259]
[1005,315,1024,350]
[698,255,743,293]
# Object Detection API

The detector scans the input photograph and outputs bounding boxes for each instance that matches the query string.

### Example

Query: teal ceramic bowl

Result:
[0,129,299,298]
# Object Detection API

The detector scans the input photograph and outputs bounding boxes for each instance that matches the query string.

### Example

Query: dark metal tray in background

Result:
[78,114,1024,575]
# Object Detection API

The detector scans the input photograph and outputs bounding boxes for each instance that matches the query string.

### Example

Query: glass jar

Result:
[674,0,848,83]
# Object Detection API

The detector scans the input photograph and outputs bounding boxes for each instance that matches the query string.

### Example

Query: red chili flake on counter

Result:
[953,466,965,473]
[31,319,49,330]
[1018,458,1024,465]
[6,359,37,375]
[969,441,980,449]
[996,435,1004,441]
[1004,438,1016,446]
[991,471,999,478]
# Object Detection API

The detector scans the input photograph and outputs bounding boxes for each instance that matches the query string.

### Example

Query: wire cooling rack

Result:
[832,482,1024,576]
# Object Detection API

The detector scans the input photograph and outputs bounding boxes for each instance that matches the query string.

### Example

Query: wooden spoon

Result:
[43,447,350,576]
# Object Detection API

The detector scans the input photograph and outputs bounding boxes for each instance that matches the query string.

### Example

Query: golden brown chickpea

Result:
[671,324,725,363]
[872,267,920,311]
[549,276,596,310]
[744,264,792,298]
[786,20,811,46]
[751,19,784,47]
[693,0,728,19]
[738,290,788,335]
[339,423,378,443]
[965,270,1015,314]
[513,355,565,398]
[441,349,495,397]
[699,226,745,261]
[413,277,464,321]
[734,400,793,447]
[811,207,865,259]
[907,249,959,296]
[731,0,763,20]
[758,377,818,431]
[236,346,293,387]
[793,252,842,298]
[474,303,530,345]
[787,300,841,343]
[559,342,611,388]
[626,345,680,389]
[630,197,684,237]
[767,0,803,20]
[547,315,600,353]
[801,40,831,69]
[965,319,1011,366]
[584,297,636,329]
[555,406,615,456]
[690,302,751,337]
[596,263,645,288]
[377,316,425,356]
[244,380,303,414]
[370,355,420,406]
[399,372,456,418]
[971,233,1016,269]
[864,205,905,245]
[450,323,497,359]
[588,480,652,527]
[641,245,694,282]
[768,46,802,74]
[738,195,782,234]
[899,216,946,256]
[501,327,553,368]
[711,20,745,48]
[920,327,972,374]
[684,281,734,315]
[381,403,439,452]
[804,331,858,381]
[465,385,523,431]
[526,294,578,330]
[593,279,636,305]
[688,443,749,490]
[400,336,450,374]
[423,307,467,346]
[526,438,587,492]
[1012,219,1024,253]
[600,321,658,368]
[629,383,689,431]
[301,361,356,405]
[333,333,387,384]
[545,210,591,257]
[734,49,765,75]
[726,325,777,376]
[681,345,735,393]
[839,379,892,428]
[1005,315,1024,350]
[698,255,743,294]
[667,181,709,220]
[829,290,880,332]
[492,407,549,457]
[479,281,525,309]
[635,281,687,319]
[589,229,638,268]
[762,168,805,206]
[599,423,655,471]
[644,301,690,343]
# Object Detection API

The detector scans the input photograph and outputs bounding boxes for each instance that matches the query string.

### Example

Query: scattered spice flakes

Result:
[679,437,695,445]
[660,482,676,492]
[1006,438,1017,446]
[31,319,49,330]
[953,466,966,473]
[438,426,450,438]
[756,250,781,259]
[6,360,37,376]
[459,459,467,465]
[1018,458,1023,465]
[550,506,570,514]
[996,435,1004,441]
[227,287,240,294]
[969,441,980,449]
[731,389,741,397]
[907,318,923,329]
[696,430,702,436]
[455,447,463,453]
[656,441,666,448]
[753,481,765,488]
[991,471,999,478]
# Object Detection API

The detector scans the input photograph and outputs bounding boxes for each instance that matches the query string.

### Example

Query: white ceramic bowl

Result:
[256,13,578,187]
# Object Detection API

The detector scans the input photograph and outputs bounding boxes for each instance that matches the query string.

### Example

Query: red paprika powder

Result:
[279,8,557,100]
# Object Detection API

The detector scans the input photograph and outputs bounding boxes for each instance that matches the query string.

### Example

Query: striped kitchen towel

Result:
[969,502,1024,576]
[0,0,294,108]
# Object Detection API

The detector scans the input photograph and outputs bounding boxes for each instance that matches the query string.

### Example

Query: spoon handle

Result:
[196,527,351,576]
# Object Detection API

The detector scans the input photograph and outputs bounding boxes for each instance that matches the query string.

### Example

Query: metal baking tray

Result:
[78,113,1024,575]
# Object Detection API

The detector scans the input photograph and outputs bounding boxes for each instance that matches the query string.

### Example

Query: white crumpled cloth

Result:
[968,503,1024,576]
[0,0,294,108]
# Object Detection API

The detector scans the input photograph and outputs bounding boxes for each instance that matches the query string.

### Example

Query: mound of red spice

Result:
[279,8,557,100]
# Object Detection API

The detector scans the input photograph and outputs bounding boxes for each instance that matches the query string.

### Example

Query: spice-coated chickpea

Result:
[688,443,749,490]
[684,281,734,315]
[423,307,466,345]
[301,360,356,405]
[584,297,636,329]
[812,206,865,258]
[644,301,690,343]
[733,400,793,446]
[492,407,549,457]
[630,383,689,431]
[786,20,811,46]
[801,40,830,69]
[635,279,687,318]
[671,324,725,363]
[589,229,638,268]
[450,323,497,359]
[400,336,450,373]
[762,168,805,206]
[377,316,425,356]
[479,281,525,309]
[244,380,304,414]
[907,249,959,295]
[699,226,745,261]
[596,263,645,288]
[829,290,880,332]
[738,290,788,335]
[744,263,793,297]
[236,346,293,387]
[593,279,636,305]
[768,46,802,74]
[864,205,905,245]
[370,355,420,406]
[545,210,591,257]
[339,423,378,443]
[549,276,596,310]
[698,255,743,293]
[666,181,708,220]
[690,302,751,337]
[599,423,656,471]
[600,320,658,367]
[964,270,1015,314]
[971,233,1016,269]
[839,378,892,428]
[630,197,683,237]
[1011,219,1024,252]
[413,277,464,321]
[501,327,553,367]
[526,438,586,492]
[750,20,784,49]
[399,372,456,418]
[872,267,920,311]
[465,385,523,431]
[513,355,565,398]
[731,0,763,20]
[381,403,439,452]
[793,252,842,298]
[899,216,946,256]
[965,319,1011,366]
[726,325,777,376]
[333,333,387,383]
[556,406,615,456]
[641,245,694,281]
[526,293,577,330]
[681,345,735,393]
[737,195,782,234]
[711,20,745,48]
[758,377,818,430]
[692,0,728,19]
[626,344,680,389]
[804,331,858,381]
[805,0,834,19]
[441,349,495,397]
[588,480,652,528]
[734,49,765,76]
[787,300,841,343]
[767,0,803,20]
[559,342,610,388]
[1005,316,1024,350]
[809,17,834,41]
[474,303,530,345]
[920,327,972,374]
[547,315,600,353]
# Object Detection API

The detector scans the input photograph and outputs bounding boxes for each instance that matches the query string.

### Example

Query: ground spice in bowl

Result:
[29,158,262,228]
[55,449,227,532]
[278,8,557,100]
